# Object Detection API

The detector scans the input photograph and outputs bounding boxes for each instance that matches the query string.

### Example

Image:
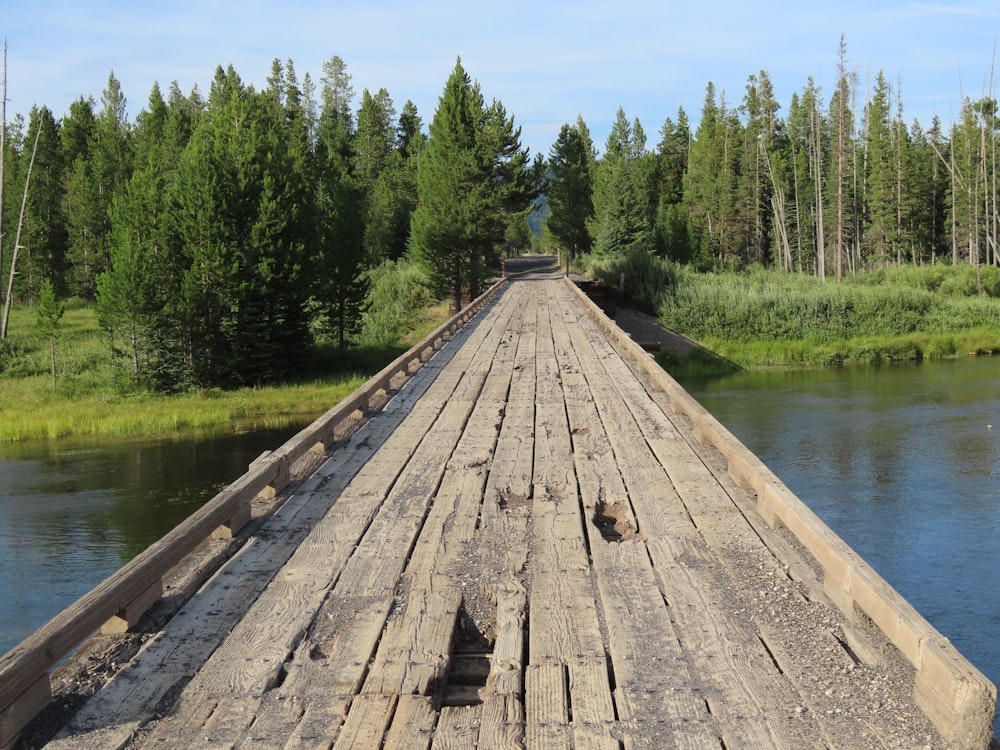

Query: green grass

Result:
[655,264,1000,371]
[0,375,369,442]
[0,294,451,443]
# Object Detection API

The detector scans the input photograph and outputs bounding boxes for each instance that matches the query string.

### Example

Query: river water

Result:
[679,356,1000,698]
[0,423,309,657]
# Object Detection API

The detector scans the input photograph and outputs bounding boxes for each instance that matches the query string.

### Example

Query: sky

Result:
[3,1,1000,157]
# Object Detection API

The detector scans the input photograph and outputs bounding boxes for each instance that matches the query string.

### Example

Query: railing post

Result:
[0,676,51,749]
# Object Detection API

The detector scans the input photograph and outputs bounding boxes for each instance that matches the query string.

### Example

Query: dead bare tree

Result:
[0,40,7,329]
[0,124,40,339]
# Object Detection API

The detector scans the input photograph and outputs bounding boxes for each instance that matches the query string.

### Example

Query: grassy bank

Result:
[656,264,1000,372]
[0,292,451,443]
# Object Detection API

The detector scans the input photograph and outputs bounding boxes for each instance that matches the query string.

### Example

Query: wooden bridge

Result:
[1,257,996,749]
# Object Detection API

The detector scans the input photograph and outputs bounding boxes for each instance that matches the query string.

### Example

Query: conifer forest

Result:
[2,40,999,389]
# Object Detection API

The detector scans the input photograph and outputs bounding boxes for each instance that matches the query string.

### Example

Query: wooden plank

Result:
[330,694,396,750]
[528,285,617,750]
[525,662,570,750]
[382,695,436,750]
[431,706,481,750]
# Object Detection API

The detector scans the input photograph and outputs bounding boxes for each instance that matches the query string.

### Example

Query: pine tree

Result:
[33,277,63,387]
[739,71,783,266]
[862,70,895,264]
[590,108,648,255]
[167,65,313,387]
[98,83,191,384]
[411,59,534,310]
[65,73,134,298]
[355,87,401,264]
[654,108,691,260]
[684,84,742,267]
[546,116,595,259]
[829,36,856,280]
[313,55,366,350]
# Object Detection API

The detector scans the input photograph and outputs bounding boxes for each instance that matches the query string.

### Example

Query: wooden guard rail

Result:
[563,275,997,749]
[0,278,506,749]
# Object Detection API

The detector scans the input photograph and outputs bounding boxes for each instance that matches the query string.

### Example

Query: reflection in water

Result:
[681,357,1000,697]
[0,423,310,656]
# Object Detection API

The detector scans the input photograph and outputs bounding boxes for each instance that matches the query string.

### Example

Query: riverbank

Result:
[0,300,451,443]
[583,254,1000,377]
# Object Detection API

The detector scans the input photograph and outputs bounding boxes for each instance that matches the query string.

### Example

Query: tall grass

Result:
[657,265,1000,369]
[579,245,683,314]
[0,376,368,442]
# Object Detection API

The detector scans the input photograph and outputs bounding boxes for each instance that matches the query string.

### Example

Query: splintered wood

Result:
[44,277,945,750]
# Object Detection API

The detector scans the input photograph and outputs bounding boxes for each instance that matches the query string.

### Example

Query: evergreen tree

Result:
[786,79,825,274]
[684,84,742,267]
[313,55,366,349]
[1,113,28,308]
[33,277,63,387]
[907,116,948,263]
[546,116,595,259]
[829,36,856,280]
[355,87,402,264]
[739,71,782,266]
[862,70,896,264]
[167,65,313,387]
[98,82,191,384]
[67,73,134,298]
[654,108,692,260]
[61,96,101,298]
[590,108,649,255]
[411,59,534,310]
[397,99,426,160]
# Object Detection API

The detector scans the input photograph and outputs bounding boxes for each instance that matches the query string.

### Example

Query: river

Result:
[678,356,1000,699]
[0,423,309,657]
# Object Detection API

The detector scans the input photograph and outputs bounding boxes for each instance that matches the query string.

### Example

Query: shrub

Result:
[358,259,435,346]
[579,244,684,314]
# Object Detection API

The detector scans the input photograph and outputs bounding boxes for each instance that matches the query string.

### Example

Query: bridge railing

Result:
[0,278,507,749]
[563,275,997,750]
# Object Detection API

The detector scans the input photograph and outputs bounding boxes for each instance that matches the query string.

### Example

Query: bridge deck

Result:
[44,276,946,749]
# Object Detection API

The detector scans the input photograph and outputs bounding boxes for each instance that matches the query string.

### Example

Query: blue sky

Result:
[4,1,1000,156]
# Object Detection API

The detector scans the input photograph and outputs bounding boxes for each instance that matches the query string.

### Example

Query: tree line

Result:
[4,37,997,391]
[546,36,999,286]
[0,55,538,389]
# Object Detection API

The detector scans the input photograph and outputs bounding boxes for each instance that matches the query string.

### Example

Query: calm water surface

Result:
[680,356,1000,693]
[0,423,309,656]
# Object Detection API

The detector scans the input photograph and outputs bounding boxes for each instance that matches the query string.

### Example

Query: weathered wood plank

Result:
[330,694,396,750]
[382,695,436,750]
[525,662,570,750]
[528,286,618,750]
[431,706,481,750]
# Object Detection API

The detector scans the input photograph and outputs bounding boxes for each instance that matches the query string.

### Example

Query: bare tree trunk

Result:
[0,124,40,339]
[835,35,849,283]
[0,40,7,323]
[813,103,826,280]
[762,144,792,270]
